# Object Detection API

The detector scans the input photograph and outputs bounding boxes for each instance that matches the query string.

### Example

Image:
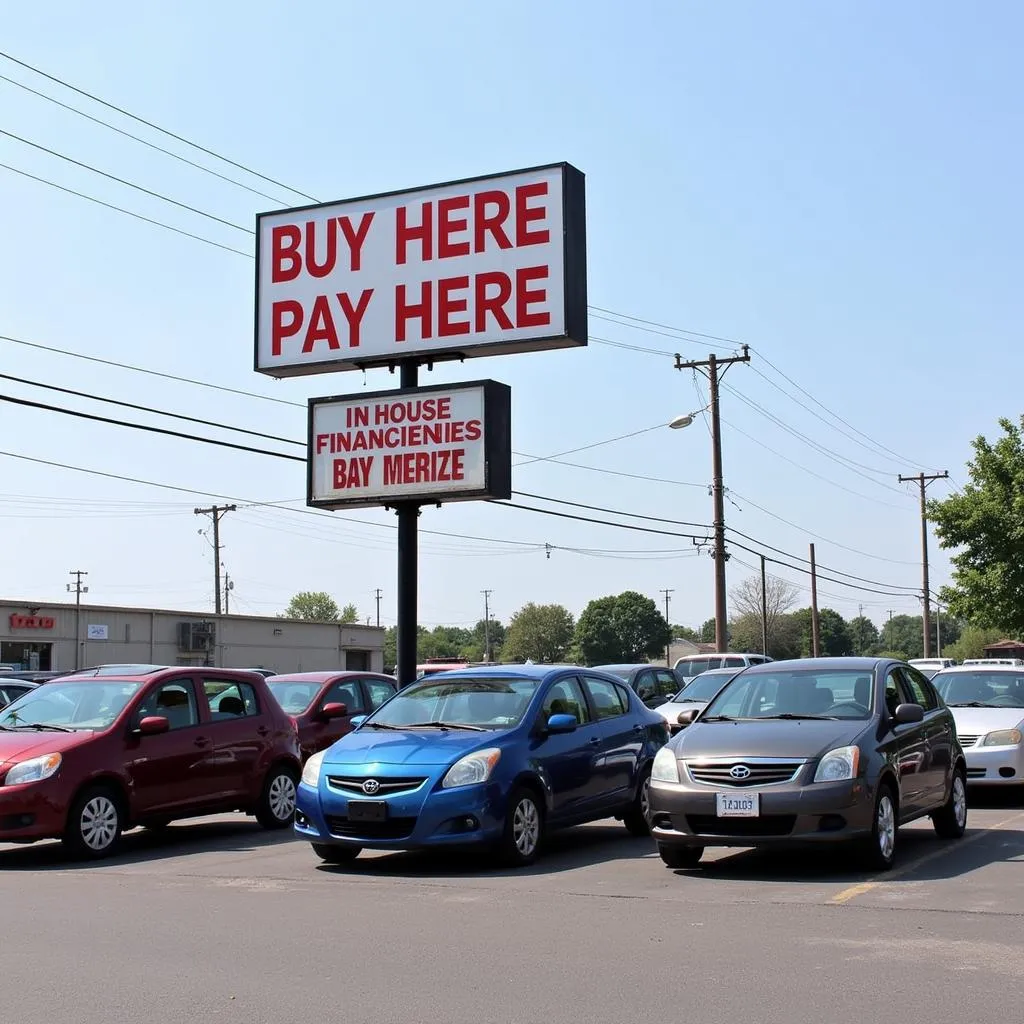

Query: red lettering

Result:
[437,276,470,337]
[271,225,302,282]
[473,190,512,252]
[304,219,337,278]
[303,295,340,352]
[474,272,514,332]
[333,456,374,489]
[516,266,551,328]
[450,449,465,480]
[395,282,432,342]
[336,289,373,348]
[415,451,431,481]
[396,201,433,264]
[437,195,470,258]
[516,182,550,246]
[436,398,451,419]
[271,300,303,356]
[465,419,482,441]
[338,212,375,271]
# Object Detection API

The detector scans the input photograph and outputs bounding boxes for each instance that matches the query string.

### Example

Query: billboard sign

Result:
[256,163,586,377]
[307,380,511,510]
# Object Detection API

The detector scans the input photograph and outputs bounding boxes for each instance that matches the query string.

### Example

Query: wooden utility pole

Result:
[759,555,769,656]
[374,588,383,628]
[660,588,674,665]
[481,589,493,662]
[673,345,751,652]
[898,471,948,658]
[194,504,236,615]
[809,543,821,657]
[66,570,89,670]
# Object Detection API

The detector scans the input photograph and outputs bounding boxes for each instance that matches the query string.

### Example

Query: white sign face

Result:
[256,163,586,377]
[308,383,510,509]
[87,624,108,640]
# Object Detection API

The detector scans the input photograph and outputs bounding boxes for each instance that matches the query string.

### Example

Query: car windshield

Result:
[701,669,875,720]
[672,672,736,703]
[0,681,143,730]
[933,671,1024,707]
[365,677,540,729]
[267,680,322,713]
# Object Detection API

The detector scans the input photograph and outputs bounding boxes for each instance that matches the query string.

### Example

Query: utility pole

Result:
[194,504,236,615]
[936,599,942,657]
[759,555,769,657]
[374,589,383,628]
[887,609,894,649]
[481,590,493,662]
[223,571,234,614]
[660,588,674,665]
[66,570,89,670]
[673,345,751,652]
[809,543,821,657]
[898,471,948,659]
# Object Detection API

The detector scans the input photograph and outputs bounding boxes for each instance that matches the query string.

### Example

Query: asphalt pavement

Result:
[3,792,1023,1024]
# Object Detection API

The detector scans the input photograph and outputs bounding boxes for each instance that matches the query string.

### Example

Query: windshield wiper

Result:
[700,715,735,722]
[9,723,72,732]
[949,702,1005,708]
[759,713,838,721]
[402,721,488,732]
[361,721,403,730]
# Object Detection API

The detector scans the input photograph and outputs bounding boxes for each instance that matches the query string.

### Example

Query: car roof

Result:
[267,671,392,683]
[594,664,660,672]
[694,667,741,676]
[744,657,886,673]
[426,664,583,681]
[934,664,1024,674]
[56,666,265,682]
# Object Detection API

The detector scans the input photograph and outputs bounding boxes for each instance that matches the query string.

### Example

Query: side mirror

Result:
[545,713,578,734]
[137,715,170,736]
[319,701,348,722]
[676,709,699,728]
[893,702,924,725]
[350,714,367,728]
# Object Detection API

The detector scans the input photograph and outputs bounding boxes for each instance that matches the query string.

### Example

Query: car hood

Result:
[324,726,500,767]
[672,718,864,760]
[0,730,92,764]
[656,699,709,720]
[948,706,1024,737]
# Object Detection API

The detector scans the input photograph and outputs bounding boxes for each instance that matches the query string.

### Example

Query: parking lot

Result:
[3,792,1022,1024]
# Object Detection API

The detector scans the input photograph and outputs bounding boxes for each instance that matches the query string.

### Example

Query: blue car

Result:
[294,665,670,867]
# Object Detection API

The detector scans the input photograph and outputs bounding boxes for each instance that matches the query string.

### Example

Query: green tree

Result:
[284,591,340,621]
[575,591,671,665]
[880,615,924,661]
[944,625,1003,663]
[339,602,359,624]
[929,417,1024,633]
[462,619,506,662]
[726,613,763,655]
[420,625,472,661]
[789,607,853,657]
[848,615,880,656]
[503,603,575,663]
[729,574,800,652]
[672,625,700,643]
[699,618,716,643]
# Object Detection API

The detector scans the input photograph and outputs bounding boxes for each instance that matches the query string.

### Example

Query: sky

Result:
[1,1,1022,634]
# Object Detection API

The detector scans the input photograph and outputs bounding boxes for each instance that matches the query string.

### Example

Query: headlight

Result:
[301,750,325,788]
[441,748,501,789]
[652,747,680,784]
[813,745,860,783]
[981,729,1022,747]
[5,753,62,786]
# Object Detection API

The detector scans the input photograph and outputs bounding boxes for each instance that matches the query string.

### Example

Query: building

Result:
[1,599,386,675]
[982,638,1024,661]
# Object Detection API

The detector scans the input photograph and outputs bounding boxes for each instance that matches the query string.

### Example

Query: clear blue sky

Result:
[2,1,1021,633]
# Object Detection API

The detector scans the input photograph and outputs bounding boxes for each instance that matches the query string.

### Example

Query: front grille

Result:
[957,735,979,748]
[966,767,986,779]
[324,814,416,840]
[686,761,803,788]
[686,814,796,837]
[326,775,427,796]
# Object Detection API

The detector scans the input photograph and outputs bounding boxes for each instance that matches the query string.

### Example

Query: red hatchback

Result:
[265,671,397,761]
[0,666,301,858]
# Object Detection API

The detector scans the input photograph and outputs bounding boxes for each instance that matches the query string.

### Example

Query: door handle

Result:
[589,736,601,745]
[194,736,210,748]
[257,726,269,736]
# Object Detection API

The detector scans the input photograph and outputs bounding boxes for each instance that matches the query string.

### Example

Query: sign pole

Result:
[396,358,420,687]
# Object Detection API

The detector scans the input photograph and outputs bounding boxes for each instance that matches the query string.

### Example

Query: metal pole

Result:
[809,543,821,657]
[760,555,769,656]
[74,582,82,671]
[708,355,728,653]
[660,588,674,665]
[482,590,492,662]
[899,471,947,659]
[396,360,419,688]
[375,588,382,628]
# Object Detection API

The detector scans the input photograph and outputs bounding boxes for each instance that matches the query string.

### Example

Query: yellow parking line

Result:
[829,810,1024,905]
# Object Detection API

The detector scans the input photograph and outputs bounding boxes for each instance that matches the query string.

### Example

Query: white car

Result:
[654,667,741,733]
[932,665,1024,786]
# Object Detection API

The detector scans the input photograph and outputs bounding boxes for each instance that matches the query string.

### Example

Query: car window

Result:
[364,679,396,710]
[933,670,1024,707]
[138,680,199,730]
[655,670,680,699]
[324,680,365,713]
[884,670,907,718]
[899,667,938,711]
[723,656,745,668]
[541,677,590,725]
[679,658,711,676]
[633,670,658,702]
[205,680,259,719]
[582,676,628,720]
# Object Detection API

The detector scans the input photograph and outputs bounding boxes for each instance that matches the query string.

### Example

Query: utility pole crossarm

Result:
[898,471,949,659]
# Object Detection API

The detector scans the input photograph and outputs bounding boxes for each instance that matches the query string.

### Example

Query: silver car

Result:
[654,668,741,733]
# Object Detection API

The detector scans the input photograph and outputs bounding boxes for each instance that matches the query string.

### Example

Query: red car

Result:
[0,666,301,858]
[265,671,397,761]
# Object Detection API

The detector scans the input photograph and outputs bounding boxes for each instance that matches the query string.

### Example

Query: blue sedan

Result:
[294,665,670,867]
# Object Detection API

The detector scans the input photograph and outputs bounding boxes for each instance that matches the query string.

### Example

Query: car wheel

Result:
[312,842,362,864]
[497,786,544,867]
[63,785,123,859]
[255,764,298,829]
[932,769,968,839]
[658,843,704,869]
[859,782,898,871]
[623,768,652,837]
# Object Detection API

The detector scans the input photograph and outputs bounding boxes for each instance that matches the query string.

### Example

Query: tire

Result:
[932,769,968,839]
[497,785,544,867]
[858,782,898,871]
[255,764,298,829]
[623,768,652,837]
[658,843,704,869]
[312,842,361,864]
[63,785,123,859]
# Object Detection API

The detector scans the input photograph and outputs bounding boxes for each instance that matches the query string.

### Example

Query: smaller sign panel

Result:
[87,624,109,640]
[308,380,511,510]
[9,615,55,629]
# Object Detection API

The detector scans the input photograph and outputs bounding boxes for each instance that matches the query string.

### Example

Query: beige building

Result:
[1,599,386,675]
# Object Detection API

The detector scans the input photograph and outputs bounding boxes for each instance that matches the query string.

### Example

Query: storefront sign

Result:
[9,614,55,629]
[87,624,109,640]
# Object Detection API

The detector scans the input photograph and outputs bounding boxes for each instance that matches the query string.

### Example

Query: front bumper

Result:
[649,776,875,848]
[962,742,1024,785]
[0,780,68,841]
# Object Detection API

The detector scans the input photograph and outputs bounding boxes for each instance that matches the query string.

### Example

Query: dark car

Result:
[594,665,687,708]
[294,665,670,867]
[0,680,39,708]
[649,658,967,871]
[266,671,398,761]
[0,666,302,858]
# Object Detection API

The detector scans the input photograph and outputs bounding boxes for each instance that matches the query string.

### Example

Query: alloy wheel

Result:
[952,775,967,830]
[640,775,652,822]
[268,774,297,821]
[512,797,540,857]
[80,795,119,852]
[876,794,896,861]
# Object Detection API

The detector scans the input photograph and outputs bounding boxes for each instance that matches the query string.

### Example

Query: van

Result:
[672,652,772,681]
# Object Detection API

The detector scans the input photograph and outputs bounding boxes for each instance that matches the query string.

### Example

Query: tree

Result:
[463,619,506,662]
[788,607,853,657]
[729,574,800,651]
[944,625,1003,663]
[929,417,1024,633]
[575,591,671,665]
[726,613,763,656]
[699,618,716,643]
[503,603,575,663]
[672,624,700,643]
[339,602,359,624]
[847,615,880,656]
[880,615,925,661]
[284,591,340,621]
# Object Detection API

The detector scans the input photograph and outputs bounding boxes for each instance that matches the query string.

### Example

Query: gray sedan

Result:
[654,668,741,732]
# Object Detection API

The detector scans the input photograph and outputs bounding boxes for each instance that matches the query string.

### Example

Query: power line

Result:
[513,423,666,465]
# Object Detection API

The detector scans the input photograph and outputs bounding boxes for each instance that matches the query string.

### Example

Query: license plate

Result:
[716,792,759,817]
[347,800,387,822]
